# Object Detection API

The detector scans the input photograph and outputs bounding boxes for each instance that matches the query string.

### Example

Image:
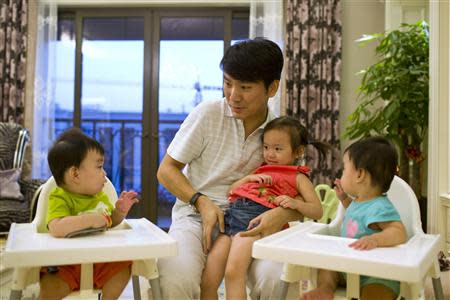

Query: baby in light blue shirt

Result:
[302,136,407,300]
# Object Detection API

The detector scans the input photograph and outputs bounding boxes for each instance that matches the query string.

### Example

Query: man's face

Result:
[223,73,278,123]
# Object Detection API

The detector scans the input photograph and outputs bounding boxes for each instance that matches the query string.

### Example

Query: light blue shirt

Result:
[341,195,401,239]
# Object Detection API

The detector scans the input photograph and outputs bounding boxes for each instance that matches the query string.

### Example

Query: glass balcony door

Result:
[79,16,145,217]
[54,8,248,226]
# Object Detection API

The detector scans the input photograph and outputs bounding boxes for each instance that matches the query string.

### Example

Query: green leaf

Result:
[345,21,429,150]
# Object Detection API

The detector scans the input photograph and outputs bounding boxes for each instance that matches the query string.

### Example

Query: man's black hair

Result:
[344,136,398,193]
[47,127,104,185]
[220,38,283,90]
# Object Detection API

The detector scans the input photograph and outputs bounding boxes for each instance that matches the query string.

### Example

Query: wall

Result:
[340,0,385,150]
[429,0,449,239]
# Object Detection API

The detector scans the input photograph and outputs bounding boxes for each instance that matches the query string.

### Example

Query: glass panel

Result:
[232,16,249,41]
[55,17,76,137]
[157,17,225,228]
[160,17,224,40]
[81,17,144,203]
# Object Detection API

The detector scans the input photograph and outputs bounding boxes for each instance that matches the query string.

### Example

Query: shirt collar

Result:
[223,98,277,129]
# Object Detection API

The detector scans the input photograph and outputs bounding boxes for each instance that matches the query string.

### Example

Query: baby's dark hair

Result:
[263,116,329,161]
[47,127,104,186]
[344,136,398,193]
[220,37,283,90]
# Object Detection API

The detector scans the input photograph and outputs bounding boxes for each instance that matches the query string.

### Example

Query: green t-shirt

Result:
[46,187,114,226]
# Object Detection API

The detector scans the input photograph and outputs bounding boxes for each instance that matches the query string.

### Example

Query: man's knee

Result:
[159,256,202,299]
[160,269,200,299]
[247,259,299,300]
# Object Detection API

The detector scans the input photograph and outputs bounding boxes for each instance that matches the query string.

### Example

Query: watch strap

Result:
[189,192,203,208]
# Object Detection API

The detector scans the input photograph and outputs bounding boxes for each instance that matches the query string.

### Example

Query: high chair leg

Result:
[9,267,30,300]
[430,259,444,300]
[149,278,162,300]
[132,275,141,300]
[9,290,22,300]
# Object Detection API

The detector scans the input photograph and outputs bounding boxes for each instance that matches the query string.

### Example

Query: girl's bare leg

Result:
[200,234,232,300]
[224,234,259,300]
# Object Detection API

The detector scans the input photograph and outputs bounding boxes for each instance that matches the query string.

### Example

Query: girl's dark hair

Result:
[263,116,329,162]
[47,127,104,185]
[344,136,398,193]
[220,38,283,90]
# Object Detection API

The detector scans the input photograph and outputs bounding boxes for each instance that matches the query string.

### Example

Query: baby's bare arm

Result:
[111,191,139,226]
[349,221,407,250]
[48,213,107,238]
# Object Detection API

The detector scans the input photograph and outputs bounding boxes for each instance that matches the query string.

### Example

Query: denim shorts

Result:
[224,198,271,236]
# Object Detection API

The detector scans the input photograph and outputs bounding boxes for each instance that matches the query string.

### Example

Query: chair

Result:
[0,122,43,234]
[9,176,164,300]
[305,184,340,224]
[277,175,444,300]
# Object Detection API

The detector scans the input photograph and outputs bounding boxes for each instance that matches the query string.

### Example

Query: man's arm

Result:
[157,154,224,254]
[240,206,302,237]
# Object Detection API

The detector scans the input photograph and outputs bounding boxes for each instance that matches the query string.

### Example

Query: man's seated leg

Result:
[158,216,206,299]
[247,259,299,300]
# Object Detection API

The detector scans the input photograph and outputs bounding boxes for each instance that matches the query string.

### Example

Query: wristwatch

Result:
[189,192,203,211]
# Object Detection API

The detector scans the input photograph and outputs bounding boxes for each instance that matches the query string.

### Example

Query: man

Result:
[157,38,302,299]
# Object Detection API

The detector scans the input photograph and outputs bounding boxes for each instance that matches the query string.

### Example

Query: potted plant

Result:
[344,21,429,198]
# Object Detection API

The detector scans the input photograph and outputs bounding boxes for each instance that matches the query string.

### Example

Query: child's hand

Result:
[273,195,299,210]
[247,174,272,185]
[349,235,378,250]
[333,179,348,202]
[115,191,139,217]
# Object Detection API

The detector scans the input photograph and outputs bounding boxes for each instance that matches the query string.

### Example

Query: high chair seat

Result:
[252,176,444,300]
[4,176,177,300]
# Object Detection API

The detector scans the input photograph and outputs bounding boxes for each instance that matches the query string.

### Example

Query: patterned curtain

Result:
[285,0,342,185]
[0,0,28,124]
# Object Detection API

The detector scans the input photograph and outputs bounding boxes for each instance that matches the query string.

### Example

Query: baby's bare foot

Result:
[300,288,334,300]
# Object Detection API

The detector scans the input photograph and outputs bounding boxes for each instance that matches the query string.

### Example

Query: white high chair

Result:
[253,176,444,300]
[6,176,175,300]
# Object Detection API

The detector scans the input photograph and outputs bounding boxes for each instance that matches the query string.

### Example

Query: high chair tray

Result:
[4,218,177,268]
[252,221,441,283]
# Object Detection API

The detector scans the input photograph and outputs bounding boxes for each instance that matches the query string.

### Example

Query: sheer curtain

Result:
[249,0,283,116]
[31,1,57,179]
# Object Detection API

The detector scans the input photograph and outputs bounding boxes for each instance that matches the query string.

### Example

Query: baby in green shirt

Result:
[40,127,138,299]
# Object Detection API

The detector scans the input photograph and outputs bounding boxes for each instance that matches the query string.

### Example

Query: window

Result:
[49,7,249,228]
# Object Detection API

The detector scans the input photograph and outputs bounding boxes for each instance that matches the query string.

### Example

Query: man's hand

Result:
[240,207,293,238]
[197,196,224,254]
[115,191,139,217]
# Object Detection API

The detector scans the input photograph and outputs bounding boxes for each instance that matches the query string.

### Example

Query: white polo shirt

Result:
[167,98,276,220]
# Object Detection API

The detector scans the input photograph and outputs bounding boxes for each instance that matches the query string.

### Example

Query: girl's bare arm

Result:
[295,174,323,220]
